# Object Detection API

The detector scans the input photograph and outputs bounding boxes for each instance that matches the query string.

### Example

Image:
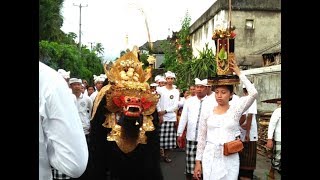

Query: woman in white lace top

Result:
[193,59,258,180]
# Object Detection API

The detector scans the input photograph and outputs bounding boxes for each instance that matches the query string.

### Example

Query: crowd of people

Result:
[39,48,281,180]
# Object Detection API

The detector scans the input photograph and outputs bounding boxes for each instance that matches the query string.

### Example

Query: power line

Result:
[73,3,88,50]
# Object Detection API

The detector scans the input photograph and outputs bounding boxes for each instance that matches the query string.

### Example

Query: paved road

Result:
[160,149,186,180]
[160,148,281,180]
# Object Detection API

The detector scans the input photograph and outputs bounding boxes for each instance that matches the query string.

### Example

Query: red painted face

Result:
[113,95,152,117]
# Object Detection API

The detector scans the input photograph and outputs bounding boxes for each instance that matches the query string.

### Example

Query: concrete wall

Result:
[231,11,281,61]
[234,65,281,114]
[189,0,281,64]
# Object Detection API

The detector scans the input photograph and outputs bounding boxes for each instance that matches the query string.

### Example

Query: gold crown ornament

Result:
[92,51,159,153]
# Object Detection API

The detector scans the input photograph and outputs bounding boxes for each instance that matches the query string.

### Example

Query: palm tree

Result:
[93,43,105,55]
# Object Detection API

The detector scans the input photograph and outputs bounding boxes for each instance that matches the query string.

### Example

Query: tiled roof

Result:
[139,40,167,54]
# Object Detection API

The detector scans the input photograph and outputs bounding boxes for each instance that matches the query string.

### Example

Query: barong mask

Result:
[92,51,159,153]
[113,95,152,118]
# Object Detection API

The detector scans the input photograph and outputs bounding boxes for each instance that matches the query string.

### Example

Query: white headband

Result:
[158,77,166,82]
[165,71,176,78]
[155,75,162,82]
[69,78,82,85]
[195,78,208,86]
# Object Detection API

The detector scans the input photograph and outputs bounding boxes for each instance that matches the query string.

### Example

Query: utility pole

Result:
[88,42,95,51]
[73,3,88,50]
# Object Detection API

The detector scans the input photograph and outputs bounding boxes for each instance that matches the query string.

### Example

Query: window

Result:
[245,19,254,29]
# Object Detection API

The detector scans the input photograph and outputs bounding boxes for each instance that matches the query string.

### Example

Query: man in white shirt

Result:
[150,82,158,94]
[266,101,281,179]
[154,75,162,85]
[188,85,196,98]
[238,85,258,180]
[69,78,93,179]
[157,71,180,163]
[230,92,240,107]
[156,76,167,90]
[39,62,88,180]
[177,78,210,180]
[54,71,79,179]
[204,84,217,109]
[69,78,93,140]
[90,74,106,103]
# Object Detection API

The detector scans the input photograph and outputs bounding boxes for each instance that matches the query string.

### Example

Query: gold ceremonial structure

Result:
[208,0,240,86]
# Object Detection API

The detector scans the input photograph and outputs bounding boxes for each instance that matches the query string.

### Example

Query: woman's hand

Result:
[229,57,241,76]
[193,161,202,180]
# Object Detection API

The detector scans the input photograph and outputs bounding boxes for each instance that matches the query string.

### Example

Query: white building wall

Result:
[192,10,229,58]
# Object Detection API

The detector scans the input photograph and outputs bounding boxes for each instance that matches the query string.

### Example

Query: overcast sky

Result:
[61,0,215,60]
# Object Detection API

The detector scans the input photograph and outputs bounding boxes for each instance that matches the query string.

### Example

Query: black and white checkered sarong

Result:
[185,140,198,174]
[160,121,176,149]
[52,168,71,179]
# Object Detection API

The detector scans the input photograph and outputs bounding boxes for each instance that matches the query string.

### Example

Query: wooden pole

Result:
[140,8,153,52]
[228,0,232,31]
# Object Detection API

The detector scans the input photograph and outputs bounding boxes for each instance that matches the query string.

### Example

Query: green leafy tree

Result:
[39,41,104,85]
[60,32,77,45]
[176,11,192,63]
[39,0,105,84]
[161,40,177,71]
[139,52,150,69]
[191,43,216,79]
[174,44,216,90]
[161,13,217,90]
[39,0,65,41]
[161,12,193,89]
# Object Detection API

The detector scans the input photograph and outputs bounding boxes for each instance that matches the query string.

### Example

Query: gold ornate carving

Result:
[93,50,159,153]
[106,115,155,153]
